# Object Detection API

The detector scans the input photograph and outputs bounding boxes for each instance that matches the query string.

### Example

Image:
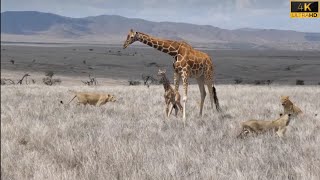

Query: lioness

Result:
[280,96,303,116]
[237,114,292,138]
[68,91,116,106]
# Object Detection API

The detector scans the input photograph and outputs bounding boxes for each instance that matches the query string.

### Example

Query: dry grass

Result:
[1,84,320,180]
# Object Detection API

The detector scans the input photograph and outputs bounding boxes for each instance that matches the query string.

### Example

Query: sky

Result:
[1,0,320,32]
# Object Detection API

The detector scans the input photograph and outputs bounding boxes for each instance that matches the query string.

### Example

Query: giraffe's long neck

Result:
[136,32,179,57]
[161,75,172,91]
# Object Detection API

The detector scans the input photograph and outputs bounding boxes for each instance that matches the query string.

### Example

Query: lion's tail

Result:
[68,95,77,104]
[237,129,249,139]
[212,85,221,112]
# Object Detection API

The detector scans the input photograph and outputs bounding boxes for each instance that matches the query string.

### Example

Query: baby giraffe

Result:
[158,69,183,117]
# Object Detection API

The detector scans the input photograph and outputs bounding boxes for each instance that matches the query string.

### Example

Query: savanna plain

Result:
[1,45,320,180]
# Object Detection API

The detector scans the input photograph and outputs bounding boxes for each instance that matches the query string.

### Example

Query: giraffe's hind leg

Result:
[206,82,220,112]
[197,77,206,116]
[206,82,214,110]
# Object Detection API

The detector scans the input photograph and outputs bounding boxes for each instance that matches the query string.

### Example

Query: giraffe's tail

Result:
[212,85,221,112]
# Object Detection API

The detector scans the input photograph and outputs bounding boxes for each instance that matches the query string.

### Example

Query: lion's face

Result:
[280,96,290,106]
[107,95,116,102]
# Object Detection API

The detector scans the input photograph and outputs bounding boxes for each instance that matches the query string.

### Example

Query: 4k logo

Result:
[290,1,319,18]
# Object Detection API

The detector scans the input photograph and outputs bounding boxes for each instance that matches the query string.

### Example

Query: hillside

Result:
[1,11,320,50]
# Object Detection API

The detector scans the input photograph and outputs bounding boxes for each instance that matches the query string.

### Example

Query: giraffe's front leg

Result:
[165,97,170,118]
[181,74,188,123]
[174,72,181,92]
[165,103,169,118]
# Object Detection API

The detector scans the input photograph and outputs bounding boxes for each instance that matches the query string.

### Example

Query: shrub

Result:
[128,80,141,86]
[45,71,54,78]
[234,78,243,84]
[254,80,261,85]
[296,80,304,85]
[43,71,61,85]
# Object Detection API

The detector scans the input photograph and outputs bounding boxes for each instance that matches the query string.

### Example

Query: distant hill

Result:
[1,11,320,50]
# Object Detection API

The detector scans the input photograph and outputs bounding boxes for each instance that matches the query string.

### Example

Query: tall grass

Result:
[1,84,320,180]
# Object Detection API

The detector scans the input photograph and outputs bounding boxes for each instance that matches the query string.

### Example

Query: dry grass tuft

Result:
[1,84,320,179]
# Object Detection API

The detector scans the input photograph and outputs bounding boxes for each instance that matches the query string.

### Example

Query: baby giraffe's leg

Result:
[173,104,178,117]
[168,103,174,117]
[164,97,170,118]
[177,102,183,112]
[165,104,169,118]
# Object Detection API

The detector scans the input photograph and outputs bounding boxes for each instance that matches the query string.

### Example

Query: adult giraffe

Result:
[123,29,220,121]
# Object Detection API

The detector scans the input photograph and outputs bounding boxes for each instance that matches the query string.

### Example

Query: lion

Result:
[67,91,116,106]
[280,96,303,116]
[237,113,292,138]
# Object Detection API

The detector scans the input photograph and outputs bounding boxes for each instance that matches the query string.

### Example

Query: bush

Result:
[42,77,61,86]
[253,80,273,85]
[234,78,243,84]
[52,78,61,84]
[45,71,54,78]
[1,79,15,85]
[254,80,261,85]
[128,80,141,86]
[296,80,304,85]
[266,80,273,85]
[43,71,61,85]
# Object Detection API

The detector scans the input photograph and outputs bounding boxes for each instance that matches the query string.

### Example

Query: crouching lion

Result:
[237,113,292,138]
[67,91,116,106]
[280,95,303,116]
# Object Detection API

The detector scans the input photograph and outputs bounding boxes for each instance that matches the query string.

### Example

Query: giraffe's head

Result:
[123,29,138,49]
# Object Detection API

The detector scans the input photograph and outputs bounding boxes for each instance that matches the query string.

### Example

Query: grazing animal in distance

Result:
[158,69,183,118]
[237,113,292,138]
[67,91,116,106]
[123,29,220,122]
[280,96,303,116]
